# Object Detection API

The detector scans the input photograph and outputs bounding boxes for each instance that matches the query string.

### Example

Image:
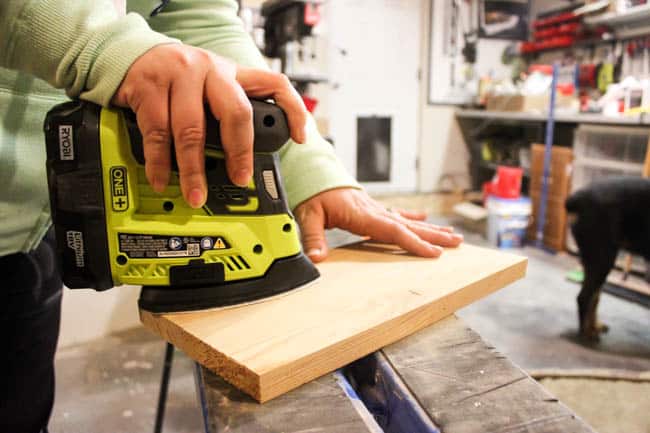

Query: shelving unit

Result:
[456,109,650,125]
[585,4,650,27]
[479,160,530,178]
[584,4,650,39]
[455,108,650,192]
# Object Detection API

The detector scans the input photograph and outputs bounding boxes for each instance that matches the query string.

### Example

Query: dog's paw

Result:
[595,321,609,334]
[579,322,608,341]
[579,329,601,341]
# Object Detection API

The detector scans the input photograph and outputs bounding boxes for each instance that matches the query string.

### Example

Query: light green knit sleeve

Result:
[140,0,360,209]
[0,0,177,106]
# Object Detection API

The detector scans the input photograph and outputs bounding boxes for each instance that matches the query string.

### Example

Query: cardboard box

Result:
[529,144,573,197]
[528,190,568,249]
[486,93,578,112]
[486,94,526,112]
[526,144,573,251]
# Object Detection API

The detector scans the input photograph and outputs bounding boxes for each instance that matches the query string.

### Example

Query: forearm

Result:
[280,119,360,210]
[144,0,267,69]
[0,0,175,105]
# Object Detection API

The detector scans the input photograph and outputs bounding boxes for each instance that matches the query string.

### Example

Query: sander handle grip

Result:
[126,99,291,167]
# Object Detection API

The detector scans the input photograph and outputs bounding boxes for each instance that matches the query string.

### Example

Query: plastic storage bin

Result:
[573,125,649,166]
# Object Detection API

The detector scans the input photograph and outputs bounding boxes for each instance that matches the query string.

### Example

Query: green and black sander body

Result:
[44,99,319,313]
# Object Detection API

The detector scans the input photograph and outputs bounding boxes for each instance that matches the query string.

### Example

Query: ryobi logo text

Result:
[110,166,129,211]
[59,125,74,160]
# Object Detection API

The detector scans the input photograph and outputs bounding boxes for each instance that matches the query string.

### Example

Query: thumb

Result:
[295,203,329,263]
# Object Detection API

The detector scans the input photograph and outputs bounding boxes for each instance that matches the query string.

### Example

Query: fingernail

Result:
[453,233,464,241]
[235,169,251,187]
[431,245,444,254]
[306,248,321,257]
[189,188,205,208]
[152,181,164,193]
[150,176,164,193]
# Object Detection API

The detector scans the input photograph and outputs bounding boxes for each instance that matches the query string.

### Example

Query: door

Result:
[324,0,422,193]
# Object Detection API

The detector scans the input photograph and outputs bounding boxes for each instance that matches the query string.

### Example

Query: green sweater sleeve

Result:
[0,0,177,106]
[141,0,360,209]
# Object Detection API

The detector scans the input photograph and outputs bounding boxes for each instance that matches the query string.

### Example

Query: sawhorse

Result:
[152,315,596,433]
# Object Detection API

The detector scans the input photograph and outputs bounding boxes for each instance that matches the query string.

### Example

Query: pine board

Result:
[140,242,527,402]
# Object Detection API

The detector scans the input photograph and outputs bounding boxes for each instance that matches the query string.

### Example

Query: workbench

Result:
[192,315,595,433]
[456,108,650,125]
[455,108,650,194]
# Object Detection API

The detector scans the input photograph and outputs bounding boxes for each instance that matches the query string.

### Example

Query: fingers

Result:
[402,221,463,247]
[394,208,427,221]
[134,88,172,194]
[293,189,465,263]
[295,202,329,263]
[364,213,443,258]
[205,69,254,187]
[383,208,462,247]
[387,208,454,233]
[112,45,257,205]
[236,68,308,144]
[170,62,207,208]
[314,189,463,259]
[405,219,456,233]
[390,207,454,232]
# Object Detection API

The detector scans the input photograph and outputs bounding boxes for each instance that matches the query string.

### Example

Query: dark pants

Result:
[0,229,62,433]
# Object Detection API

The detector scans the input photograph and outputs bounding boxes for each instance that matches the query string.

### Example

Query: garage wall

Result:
[418,0,468,193]
[318,0,422,194]
[417,0,519,192]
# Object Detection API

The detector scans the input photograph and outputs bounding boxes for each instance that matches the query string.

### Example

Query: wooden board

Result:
[140,242,527,402]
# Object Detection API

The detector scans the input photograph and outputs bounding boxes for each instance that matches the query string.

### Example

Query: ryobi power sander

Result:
[44,99,319,313]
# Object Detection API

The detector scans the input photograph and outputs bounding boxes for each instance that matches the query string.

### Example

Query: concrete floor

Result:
[50,194,650,433]
[457,238,650,373]
[51,328,202,433]
[455,233,650,433]
[52,231,359,432]
[539,378,650,433]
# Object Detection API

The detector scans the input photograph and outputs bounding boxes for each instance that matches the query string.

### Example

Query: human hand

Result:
[294,188,464,263]
[112,44,307,208]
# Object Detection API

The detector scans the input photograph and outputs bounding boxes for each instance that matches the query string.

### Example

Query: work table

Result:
[197,315,595,433]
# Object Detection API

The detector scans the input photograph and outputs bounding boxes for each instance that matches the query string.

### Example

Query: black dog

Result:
[565,177,650,340]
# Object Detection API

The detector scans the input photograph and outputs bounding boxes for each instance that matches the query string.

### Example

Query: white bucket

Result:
[486,196,532,248]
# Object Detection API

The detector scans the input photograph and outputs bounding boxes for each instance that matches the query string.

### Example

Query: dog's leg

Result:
[591,291,609,334]
[578,251,617,340]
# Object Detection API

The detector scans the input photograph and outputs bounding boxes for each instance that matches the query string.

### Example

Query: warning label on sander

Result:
[118,233,230,258]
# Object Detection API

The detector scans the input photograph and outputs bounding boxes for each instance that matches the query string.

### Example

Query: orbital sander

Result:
[44,99,319,313]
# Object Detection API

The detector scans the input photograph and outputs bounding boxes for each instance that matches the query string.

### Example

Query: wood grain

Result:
[140,242,527,402]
